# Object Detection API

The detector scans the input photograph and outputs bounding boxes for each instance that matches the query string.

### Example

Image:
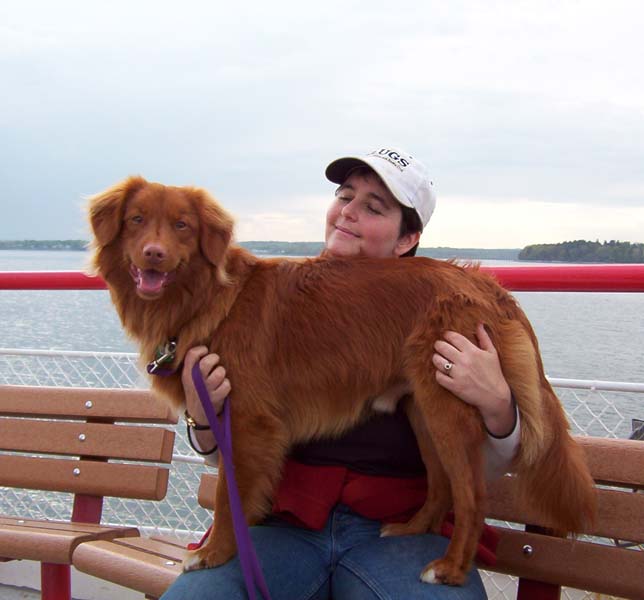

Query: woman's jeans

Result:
[161,504,487,600]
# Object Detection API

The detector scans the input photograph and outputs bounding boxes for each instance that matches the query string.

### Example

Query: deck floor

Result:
[0,584,40,599]
[0,560,141,600]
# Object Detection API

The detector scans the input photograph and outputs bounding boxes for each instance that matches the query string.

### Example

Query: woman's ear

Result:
[88,176,146,247]
[191,188,234,284]
[394,230,421,257]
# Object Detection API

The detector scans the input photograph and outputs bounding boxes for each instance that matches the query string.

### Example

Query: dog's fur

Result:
[88,176,596,585]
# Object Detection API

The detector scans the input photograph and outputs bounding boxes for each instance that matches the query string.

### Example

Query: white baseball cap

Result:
[325,146,437,230]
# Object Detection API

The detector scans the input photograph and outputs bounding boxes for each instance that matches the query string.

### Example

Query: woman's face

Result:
[325,171,419,258]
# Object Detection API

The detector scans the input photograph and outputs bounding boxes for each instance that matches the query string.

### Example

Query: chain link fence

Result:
[1,348,642,599]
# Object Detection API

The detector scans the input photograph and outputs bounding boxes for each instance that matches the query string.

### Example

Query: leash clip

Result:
[147,338,178,374]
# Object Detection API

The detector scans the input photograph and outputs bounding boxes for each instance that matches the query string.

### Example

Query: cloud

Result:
[0,0,643,245]
[424,195,644,248]
[232,194,329,242]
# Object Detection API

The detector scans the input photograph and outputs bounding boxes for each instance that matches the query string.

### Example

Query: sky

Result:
[1,0,643,249]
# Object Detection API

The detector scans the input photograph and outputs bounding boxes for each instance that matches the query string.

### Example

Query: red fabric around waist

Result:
[271,459,498,566]
[272,459,427,529]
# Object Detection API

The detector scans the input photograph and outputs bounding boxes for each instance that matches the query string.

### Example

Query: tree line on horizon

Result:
[1,239,643,263]
[0,239,521,260]
[519,240,644,263]
[0,239,88,250]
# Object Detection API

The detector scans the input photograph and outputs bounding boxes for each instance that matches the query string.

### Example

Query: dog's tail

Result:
[516,385,597,534]
[496,319,597,534]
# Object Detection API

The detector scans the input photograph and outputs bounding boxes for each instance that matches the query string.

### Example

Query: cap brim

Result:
[325,155,414,211]
[325,157,372,185]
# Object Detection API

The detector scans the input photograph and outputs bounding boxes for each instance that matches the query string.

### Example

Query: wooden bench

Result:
[0,385,177,600]
[73,434,644,600]
[4,387,639,600]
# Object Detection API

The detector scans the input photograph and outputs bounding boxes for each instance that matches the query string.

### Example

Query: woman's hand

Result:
[432,323,514,437]
[182,346,231,451]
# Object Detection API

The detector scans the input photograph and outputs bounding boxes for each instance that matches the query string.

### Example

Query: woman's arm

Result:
[181,346,231,465]
[483,404,521,479]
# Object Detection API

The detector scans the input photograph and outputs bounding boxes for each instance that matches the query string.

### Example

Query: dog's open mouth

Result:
[129,264,175,297]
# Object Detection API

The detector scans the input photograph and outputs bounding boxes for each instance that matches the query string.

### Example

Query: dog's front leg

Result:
[183,414,288,572]
[183,469,238,571]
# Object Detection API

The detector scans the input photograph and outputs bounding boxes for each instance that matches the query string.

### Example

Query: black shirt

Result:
[290,403,425,478]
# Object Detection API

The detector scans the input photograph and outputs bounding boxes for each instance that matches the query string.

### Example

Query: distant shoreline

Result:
[0,241,88,251]
[0,240,521,261]
[2,240,643,263]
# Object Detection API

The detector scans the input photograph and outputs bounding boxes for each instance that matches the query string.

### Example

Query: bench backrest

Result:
[486,435,644,599]
[0,385,177,523]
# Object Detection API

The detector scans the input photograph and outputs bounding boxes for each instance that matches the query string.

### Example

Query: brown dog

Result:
[88,176,596,585]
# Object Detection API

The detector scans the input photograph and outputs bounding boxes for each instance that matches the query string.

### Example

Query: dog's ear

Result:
[88,176,147,247]
[191,188,234,284]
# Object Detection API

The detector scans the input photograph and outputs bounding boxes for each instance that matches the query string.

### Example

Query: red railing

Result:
[1,264,644,292]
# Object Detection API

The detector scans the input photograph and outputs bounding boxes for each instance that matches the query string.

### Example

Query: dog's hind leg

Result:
[418,394,486,584]
[401,323,487,586]
[414,387,486,585]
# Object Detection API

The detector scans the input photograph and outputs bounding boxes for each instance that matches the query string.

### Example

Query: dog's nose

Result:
[143,244,166,264]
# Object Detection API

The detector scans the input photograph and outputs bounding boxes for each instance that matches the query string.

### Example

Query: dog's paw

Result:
[420,558,466,586]
[182,549,206,572]
[420,566,439,584]
[182,545,235,572]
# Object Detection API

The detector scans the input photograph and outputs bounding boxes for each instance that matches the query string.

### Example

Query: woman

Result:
[162,147,518,599]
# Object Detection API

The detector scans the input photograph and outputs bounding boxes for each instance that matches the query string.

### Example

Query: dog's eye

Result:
[175,221,187,230]
[131,215,143,224]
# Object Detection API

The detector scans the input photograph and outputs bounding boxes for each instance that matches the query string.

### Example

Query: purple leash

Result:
[191,363,273,600]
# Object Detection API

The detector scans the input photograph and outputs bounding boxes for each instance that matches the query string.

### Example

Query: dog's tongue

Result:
[138,269,167,294]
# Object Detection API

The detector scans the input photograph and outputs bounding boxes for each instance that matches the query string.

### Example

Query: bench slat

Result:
[0,418,175,462]
[487,476,644,542]
[489,527,644,600]
[578,436,644,489]
[0,517,139,563]
[73,538,184,598]
[197,472,218,509]
[593,488,644,542]
[0,385,177,423]
[0,455,169,500]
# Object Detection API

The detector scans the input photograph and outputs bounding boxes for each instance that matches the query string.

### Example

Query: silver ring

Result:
[444,361,453,372]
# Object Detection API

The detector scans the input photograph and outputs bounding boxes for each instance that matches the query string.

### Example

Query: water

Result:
[1,250,643,425]
[0,250,134,352]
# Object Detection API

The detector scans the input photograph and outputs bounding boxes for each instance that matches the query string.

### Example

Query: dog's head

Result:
[88,176,234,299]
